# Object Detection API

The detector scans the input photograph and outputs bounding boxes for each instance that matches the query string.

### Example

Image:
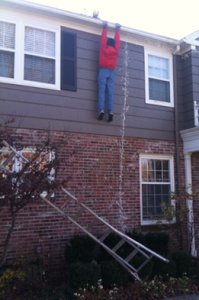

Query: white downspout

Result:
[184,152,197,256]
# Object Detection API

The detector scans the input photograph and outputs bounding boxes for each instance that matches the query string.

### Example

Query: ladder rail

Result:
[0,162,12,173]
[61,187,169,264]
[1,140,170,281]
[2,140,30,163]
[40,193,140,280]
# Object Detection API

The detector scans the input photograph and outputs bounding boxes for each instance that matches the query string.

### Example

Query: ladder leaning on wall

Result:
[0,140,169,281]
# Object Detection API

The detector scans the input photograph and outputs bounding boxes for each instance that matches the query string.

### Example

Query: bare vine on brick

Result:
[117,39,130,231]
[158,187,199,254]
[0,121,72,267]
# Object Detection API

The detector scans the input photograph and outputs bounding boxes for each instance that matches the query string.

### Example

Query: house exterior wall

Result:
[1,1,193,267]
[181,50,199,130]
[192,152,199,255]
[175,55,184,131]
[0,128,186,267]
[0,6,176,141]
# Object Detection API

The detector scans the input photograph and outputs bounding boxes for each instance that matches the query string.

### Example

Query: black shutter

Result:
[61,29,77,91]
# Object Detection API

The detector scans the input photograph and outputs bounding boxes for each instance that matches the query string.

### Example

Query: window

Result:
[0,148,55,197]
[0,148,55,179]
[0,21,15,79]
[140,154,174,225]
[145,49,174,107]
[24,26,56,84]
[0,19,77,91]
[194,101,199,126]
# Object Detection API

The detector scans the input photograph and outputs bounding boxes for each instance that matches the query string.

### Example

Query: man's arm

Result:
[100,22,108,51]
[114,23,121,52]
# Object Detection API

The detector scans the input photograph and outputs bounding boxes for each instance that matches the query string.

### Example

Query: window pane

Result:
[141,159,148,182]
[155,160,161,170]
[163,160,169,170]
[148,55,169,80]
[0,21,15,49]
[24,55,55,84]
[0,50,14,78]
[142,183,170,220]
[25,27,55,57]
[163,171,169,182]
[148,160,154,181]
[149,78,170,102]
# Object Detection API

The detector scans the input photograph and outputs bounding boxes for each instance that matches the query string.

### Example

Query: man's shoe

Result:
[98,110,104,120]
[108,112,113,122]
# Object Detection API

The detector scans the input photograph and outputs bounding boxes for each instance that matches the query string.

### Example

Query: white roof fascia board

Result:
[180,127,199,154]
[1,0,179,48]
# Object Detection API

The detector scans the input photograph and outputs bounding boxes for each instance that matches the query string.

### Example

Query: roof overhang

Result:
[1,0,179,49]
[180,127,199,154]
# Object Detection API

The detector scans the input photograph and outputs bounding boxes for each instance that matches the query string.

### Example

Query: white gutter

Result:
[1,0,179,46]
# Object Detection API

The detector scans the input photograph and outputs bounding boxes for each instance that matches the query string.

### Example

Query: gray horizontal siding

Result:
[181,51,199,129]
[175,55,184,131]
[0,27,175,141]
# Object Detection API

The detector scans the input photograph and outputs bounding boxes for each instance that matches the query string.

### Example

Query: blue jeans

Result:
[98,68,115,114]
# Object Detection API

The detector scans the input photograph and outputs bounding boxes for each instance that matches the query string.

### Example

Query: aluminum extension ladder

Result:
[0,140,169,281]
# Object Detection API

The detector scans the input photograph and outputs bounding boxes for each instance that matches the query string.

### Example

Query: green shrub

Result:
[65,235,100,264]
[127,230,145,245]
[131,255,154,279]
[100,260,130,288]
[151,257,177,280]
[170,251,193,277]
[144,232,169,255]
[68,262,101,289]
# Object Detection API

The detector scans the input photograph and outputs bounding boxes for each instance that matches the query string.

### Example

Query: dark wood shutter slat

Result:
[61,29,77,91]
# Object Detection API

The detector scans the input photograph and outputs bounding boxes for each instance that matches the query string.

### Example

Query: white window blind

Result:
[0,21,15,78]
[24,26,55,84]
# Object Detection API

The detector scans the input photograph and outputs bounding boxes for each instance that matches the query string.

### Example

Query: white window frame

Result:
[0,18,19,84]
[0,18,60,90]
[145,48,174,107]
[194,101,199,127]
[139,153,175,225]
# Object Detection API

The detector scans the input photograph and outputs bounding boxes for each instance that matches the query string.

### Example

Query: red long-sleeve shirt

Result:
[99,28,121,69]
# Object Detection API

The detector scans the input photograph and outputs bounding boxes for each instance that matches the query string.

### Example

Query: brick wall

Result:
[0,128,186,268]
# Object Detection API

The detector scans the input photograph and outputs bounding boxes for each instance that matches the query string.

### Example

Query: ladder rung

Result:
[46,190,55,200]
[125,249,138,262]
[0,139,170,283]
[99,228,112,242]
[137,255,153,272]
[112,239,125,253]
[86,218,99,231]
[73,207,85,221]
[61,199,70,209]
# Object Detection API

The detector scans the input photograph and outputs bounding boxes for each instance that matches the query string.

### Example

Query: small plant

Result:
[74,279,119,300]
[74,275,199,300]
[0,266,26,300]
[159,187,199,254]
[68,262,101,289]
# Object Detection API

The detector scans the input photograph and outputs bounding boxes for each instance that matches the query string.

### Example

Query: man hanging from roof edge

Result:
[98,21,121,122]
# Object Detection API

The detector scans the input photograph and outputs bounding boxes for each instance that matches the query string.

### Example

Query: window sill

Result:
[141,218,176,226]
[146,99,174,108]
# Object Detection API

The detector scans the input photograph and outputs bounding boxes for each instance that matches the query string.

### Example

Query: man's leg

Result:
[98,68,107,119]
[107,70,115,122]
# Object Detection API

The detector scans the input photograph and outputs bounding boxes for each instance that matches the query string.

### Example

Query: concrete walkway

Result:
[161,295,199,300]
